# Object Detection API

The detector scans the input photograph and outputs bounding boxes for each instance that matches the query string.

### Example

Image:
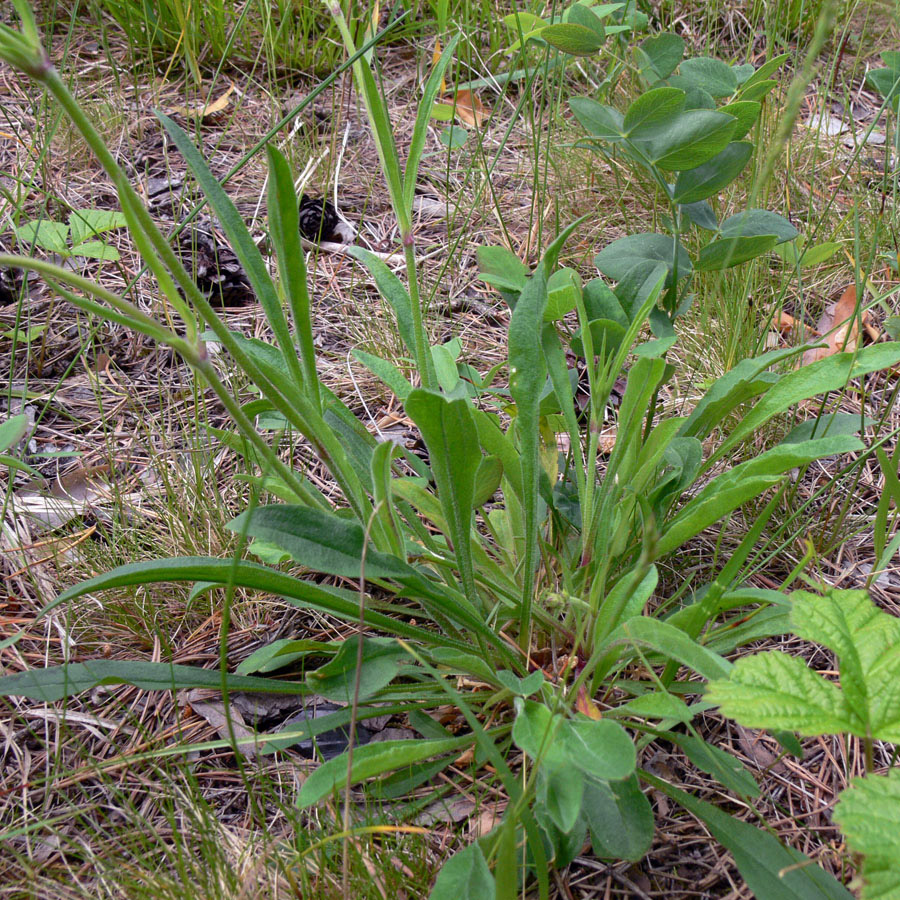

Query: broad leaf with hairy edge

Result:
[405,389,481,605]
[583,775,654,861]
[647,773,856,900]
[834,769,900,900]
[429,842,496,900]
[306,636,407,702]
[558,716,636,781]
[0,660,307,703]
[298,734,474,806]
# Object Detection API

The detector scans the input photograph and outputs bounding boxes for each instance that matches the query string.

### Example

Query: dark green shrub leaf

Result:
[569,97,624,141]
[678,57,738,98]
[635,32,684,80]
[695,234,779,270]
[672,141,753,204]
[306,636,407,702]
[614,259,672,316]
[583,775,654,861]
[623,87,686,139]
[429,842,496,900]
[720,209,798,243]
[595,235,690,284]
[647,110,737,170]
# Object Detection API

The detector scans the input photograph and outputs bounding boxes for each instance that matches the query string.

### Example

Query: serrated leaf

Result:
[834,770,900,900]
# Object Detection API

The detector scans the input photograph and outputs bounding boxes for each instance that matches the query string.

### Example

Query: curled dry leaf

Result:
[170,82,235,123]
[802,284,869,365]
[454,89,488,128]
[575,685,604,720]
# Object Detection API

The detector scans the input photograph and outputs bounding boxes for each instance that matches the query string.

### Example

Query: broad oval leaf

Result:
[538,22,605,56]
[636,32,684,80]
[595,234,691,284]
[672,141,753,204]
[623,87,686,140]
[569,97,624,142]
[720,209,798,243]
[429,842,496,900]
[719,100,761,140]
[678,56,738,98]
[583,775,654,861]
[558,716,636,780]
[647,110,736,171]
[695,234,778,270]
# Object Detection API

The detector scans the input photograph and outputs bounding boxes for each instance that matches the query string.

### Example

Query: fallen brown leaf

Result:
[170,82,235,122]
[802,284,865,365]
[575,685,603,720]
[454,89,488,128]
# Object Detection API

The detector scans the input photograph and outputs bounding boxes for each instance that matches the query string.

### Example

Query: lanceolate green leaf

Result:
[158,113,306,396]
[298,734,474,807]
[0,660,307,703]
[405,389,481,606]
[35,557,468,650]
[347,246,417,357]
[712,344,900,465]
[646,773,857,900]
[508,265,549,646]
